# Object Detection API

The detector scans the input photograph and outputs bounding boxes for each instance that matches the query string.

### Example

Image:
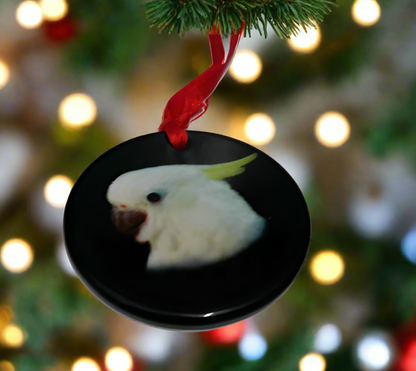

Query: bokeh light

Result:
[229,51,262,83]
[202,321,246,345]
[299,353,326,371]
[59,93,97,128]
[401,228,416,264]
[244,113,275,145]
[1,324,25,348]
[0,60,10,90]
[356,332,393,370]
[314,323,342,354]
[1,239,33,273]
[0,360,15,371]
[72,358,101,371]
[105,347,133,371]
[310,251,344,285]
[16,1,43,29]
[315,112,350,148]
[130,327,176,363]
[352,0,381,27]
[288,26,321,53]
[39,0,68,21]
[44,175,73,208]
[400,339,416,371]
[238,333,268,361]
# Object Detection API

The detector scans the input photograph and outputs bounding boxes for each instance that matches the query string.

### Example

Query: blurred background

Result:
[1,0,416,370]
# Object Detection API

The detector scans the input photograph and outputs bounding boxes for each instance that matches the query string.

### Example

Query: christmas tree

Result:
[1,0,416,370]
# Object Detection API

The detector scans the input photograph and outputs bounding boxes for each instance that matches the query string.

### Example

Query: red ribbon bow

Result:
[158,25,244,150]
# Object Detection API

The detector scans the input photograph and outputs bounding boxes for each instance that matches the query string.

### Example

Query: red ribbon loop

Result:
[159,25,244,150]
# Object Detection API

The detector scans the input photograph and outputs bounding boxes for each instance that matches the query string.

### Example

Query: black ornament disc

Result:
[64,131,311,330]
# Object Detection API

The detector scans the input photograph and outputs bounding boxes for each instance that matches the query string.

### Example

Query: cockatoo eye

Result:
[147,192,162,203]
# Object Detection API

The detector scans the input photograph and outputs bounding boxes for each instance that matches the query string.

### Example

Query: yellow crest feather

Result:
[202,153,258,180]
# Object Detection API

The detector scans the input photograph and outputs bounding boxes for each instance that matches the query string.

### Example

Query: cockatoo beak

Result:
[111,208,147,235]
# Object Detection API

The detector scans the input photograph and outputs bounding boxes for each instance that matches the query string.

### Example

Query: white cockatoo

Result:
[107,154,266,269]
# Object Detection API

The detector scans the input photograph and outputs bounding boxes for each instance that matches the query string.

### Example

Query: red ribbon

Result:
[158,25,244,150]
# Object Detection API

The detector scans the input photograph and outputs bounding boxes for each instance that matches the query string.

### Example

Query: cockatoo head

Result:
[107,154,265,269]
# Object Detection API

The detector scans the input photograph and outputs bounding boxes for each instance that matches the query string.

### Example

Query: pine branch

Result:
[145,0,335,38]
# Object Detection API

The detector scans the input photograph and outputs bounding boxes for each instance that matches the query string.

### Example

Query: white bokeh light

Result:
[44,175,73,208]
[288,26,321,53]
[16,1,43,29]
[105,347,133,371]
[238,333,268,361]
[352,0,381,27]
[129,327,177,363]
[71,358,100,371]
[402,229,416,264]
[1,239,33,273]
[59,93,97,128]
[0,59,10,89]
[356,332,393,370]
[39,0,68,21]
[244,113,275,145]
[299,353,326,371]
[315,112,351,148]
[229,51,262,83]
[314,324,342,354]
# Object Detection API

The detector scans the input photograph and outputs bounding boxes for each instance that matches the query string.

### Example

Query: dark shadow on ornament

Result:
[64,131,311,330]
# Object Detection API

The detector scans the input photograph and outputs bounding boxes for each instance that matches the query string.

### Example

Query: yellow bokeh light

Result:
[299,353,326,371]
[229,50,262,83]
[59,93,97,128]
[105,347,133,371]
[352,0,381,27]
[71,358,101,371]
[1,239,33,274]
[1,324,25,348]
[288,26,321,53]
[310,251,345,285]
[244,113,276,145]
[44,175,73,208]
[16,1,43,29]
[40,0,68,21]
[0,360,15,371]
[315,112,350,148]
[0,60,10,90]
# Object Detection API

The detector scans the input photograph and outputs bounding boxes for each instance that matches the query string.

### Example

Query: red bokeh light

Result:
[200,321,246,345]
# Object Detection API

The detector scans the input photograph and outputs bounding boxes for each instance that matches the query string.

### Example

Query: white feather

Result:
[107,165,266,269]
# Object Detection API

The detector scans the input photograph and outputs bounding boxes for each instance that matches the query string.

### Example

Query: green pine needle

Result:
[145,0,335,38]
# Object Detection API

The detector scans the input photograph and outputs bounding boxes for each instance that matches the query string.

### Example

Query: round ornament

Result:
[64,26,311,330]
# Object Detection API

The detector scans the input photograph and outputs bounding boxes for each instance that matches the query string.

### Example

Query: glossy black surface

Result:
[64,131,311,330]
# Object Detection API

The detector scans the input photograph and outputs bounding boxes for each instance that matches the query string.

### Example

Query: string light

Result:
[1,239,33,273]
[299,353,326,371]
[238,333,268,361]
[314,324,342,354]
[288,26,321,53]
[244,113,275,145]
[59,93,97,128]
[0,60,10,90]
[0,360,15,371]
[16,1,43,29]
[352,0,381,27]
[356,332,393,370]
[401,228,416,264]
[310,251,344,285]
[229,51,262,83]
[39,0,68,21]
[71,358,101,371]
[315,112,350,148]
[105,347,133,371]
[44,175,73,208]
[1,324,25,348]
